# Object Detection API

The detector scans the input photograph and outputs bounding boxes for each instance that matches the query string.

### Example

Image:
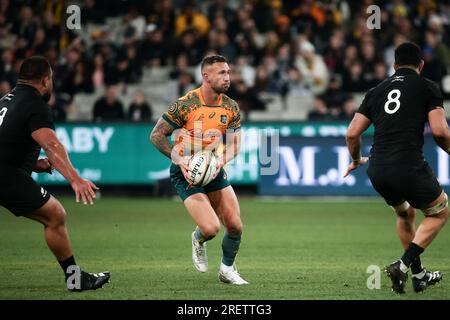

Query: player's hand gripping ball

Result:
[188,150,218,187]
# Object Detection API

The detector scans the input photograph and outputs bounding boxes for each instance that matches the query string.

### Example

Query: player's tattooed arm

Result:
[150,117,175,159]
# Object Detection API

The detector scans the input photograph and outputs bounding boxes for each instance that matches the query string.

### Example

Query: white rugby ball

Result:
[202,153,218,187]
[188,150,218,187]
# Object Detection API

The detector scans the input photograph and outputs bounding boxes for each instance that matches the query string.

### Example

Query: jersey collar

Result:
[394,68,419,76]
[196,87,223,107]
[16,83,42,97]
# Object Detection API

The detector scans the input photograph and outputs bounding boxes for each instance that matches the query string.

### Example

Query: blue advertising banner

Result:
[259,136,450,196]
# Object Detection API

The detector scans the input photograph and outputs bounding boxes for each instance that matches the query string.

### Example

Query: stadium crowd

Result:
[0,0,449,122]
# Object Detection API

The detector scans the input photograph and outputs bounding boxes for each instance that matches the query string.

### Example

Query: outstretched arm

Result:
[31,128,98,205]
[344,112,371,177]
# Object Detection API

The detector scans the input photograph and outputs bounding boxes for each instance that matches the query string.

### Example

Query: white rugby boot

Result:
[192,231,208,272]
[218,263,249,285]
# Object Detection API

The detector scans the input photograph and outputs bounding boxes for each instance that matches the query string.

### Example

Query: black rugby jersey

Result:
[0,84,54,174]
[358,68,443,165]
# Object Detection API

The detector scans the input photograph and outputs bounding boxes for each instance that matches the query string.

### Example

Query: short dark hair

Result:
[394,42,422,67]
[18,56,51,81]
[200,55,227,71]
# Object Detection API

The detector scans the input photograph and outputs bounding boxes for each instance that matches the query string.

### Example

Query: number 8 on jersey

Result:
[384,89,401,114]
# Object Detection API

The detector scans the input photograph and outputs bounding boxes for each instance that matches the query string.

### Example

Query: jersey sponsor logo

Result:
[391,76,404,83]
[40,187,48,198]
[209,112,216,119]
[2,93,14,101]
[220,115,228,124]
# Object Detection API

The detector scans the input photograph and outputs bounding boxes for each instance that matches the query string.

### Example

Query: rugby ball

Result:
[188,150,218,187]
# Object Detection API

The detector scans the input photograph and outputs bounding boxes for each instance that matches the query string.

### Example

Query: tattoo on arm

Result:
[150,118,175,159]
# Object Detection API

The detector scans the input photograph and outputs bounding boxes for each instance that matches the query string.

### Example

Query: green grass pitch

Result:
[0,197,449,300]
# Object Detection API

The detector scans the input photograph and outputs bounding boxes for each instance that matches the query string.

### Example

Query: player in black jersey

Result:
[344,43,448,294]
[0,56,110,292]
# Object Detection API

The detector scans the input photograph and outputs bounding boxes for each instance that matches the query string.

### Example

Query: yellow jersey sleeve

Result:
[162,101,185,128]
[228,100,241,130]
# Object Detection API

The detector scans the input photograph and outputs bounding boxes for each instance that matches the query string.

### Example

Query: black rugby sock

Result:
[59,255,77,279]
[410,256,424,275]
[401,242,424,267]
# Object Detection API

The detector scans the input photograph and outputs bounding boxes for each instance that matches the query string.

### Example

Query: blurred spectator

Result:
[216,31,236,61]
[93,85,125,122]
[48,93,71,123]
[338,97,357,121]
[309,74,350,120]
[104,45,142,86]
[0,22,16,51]
[29,28,49,56]
[421,46,447,85]
[81,0,106,24]
[360,41,380,79]
[92,54,105,90]
[0,49,17,86]
[175,30,202,66]
[289,0,325,37]
[286,66,309,97]
[42,10,60,48]
[148,0,175,40]
[11,6,37,49]
[342,61,368,93]
[262,31,281,57]
[169,53,190,80]
[295,40,329,95]
[228,79,265,118]
[424,31,450,70]
[140,26,168,67]
[128,90,153,122]
[58,48,94,97]
[274,15,291,44]
[167,70,195,103]
[235,55,255,88]
[207,0,235,24]
[323,29,345,74]
[0,79,11,97]
[175,0,210,37]
[367,61,388,89]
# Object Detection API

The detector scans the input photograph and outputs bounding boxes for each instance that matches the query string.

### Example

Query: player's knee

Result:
[226,219,243,236]
[392,201,411,217]
[201,223,220,238]
[48,204,67,228]
[396,205,415,219]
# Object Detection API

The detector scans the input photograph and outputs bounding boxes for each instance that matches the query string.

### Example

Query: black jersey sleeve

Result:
[356,90,372,120]
[27,100,55,134]
[426,80,444,112]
